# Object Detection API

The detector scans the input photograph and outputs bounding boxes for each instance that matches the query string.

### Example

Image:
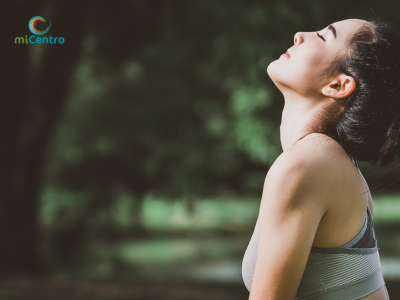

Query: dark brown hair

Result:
[315,19,400,170]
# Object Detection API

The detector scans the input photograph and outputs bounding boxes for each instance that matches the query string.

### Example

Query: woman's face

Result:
[267,18,368,98]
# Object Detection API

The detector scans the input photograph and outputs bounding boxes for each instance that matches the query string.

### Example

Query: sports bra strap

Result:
[348,154,360,170]
[339,207,369,249]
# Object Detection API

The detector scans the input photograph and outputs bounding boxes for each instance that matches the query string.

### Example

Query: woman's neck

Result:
[280,92,328,152]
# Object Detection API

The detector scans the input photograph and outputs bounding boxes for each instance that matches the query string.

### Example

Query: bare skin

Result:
[288,133,390,300]
[248,18,390,300]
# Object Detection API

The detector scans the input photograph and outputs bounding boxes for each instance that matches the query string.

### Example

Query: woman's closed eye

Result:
[317,32,326,41]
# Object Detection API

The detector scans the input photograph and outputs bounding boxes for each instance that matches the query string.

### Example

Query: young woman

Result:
[242,18,400,299]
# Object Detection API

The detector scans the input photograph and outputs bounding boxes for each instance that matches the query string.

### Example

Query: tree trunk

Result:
[0,1,92,273]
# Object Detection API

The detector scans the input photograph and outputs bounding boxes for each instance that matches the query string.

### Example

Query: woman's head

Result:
[269,18,400,168]
[267,19,367,99]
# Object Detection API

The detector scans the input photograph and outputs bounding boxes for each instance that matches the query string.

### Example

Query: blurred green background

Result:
[3,1,400,299]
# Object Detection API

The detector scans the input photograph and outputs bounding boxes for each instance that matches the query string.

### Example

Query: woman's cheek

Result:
[295,52,327,78]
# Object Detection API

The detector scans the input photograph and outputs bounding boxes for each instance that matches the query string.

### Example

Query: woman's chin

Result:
[266,60,281,81]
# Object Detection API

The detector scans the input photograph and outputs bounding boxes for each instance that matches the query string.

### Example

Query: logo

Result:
[15,16,64,44]
[29,16,51,35]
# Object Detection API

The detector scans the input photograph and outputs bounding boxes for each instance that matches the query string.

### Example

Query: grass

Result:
[38,187,400,282]
[372,194,400,222]
[80,194,400,275]
[141,196,261,231]
[40,186,400,232]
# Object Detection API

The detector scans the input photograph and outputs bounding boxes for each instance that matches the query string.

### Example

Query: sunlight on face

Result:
[267,19,369,98]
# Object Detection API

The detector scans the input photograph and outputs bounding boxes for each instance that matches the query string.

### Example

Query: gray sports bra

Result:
[241,155,386,299]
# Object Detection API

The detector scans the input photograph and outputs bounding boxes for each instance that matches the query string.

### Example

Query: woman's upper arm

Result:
[249,154,329,300]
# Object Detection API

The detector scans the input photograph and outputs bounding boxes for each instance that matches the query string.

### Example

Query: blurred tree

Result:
[42,0,363,266]
[1,0,93,272]
[5,0,400,272]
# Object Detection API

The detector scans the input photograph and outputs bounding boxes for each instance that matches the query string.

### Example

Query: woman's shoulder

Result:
[268,133,353,197]
[261,135,343,222]
[274,133,345,172]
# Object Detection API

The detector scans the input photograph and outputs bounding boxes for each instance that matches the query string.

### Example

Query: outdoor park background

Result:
[3,1,400,299]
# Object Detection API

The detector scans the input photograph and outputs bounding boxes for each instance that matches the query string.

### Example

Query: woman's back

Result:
[242,133,390,299]
[309,138,371,250]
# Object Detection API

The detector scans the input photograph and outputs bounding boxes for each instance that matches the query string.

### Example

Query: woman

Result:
[242,18,400,300]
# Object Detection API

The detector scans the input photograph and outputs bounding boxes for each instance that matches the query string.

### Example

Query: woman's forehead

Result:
[327,19,368,42]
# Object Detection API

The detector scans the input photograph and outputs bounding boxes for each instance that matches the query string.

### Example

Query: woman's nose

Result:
[294,32,304,45]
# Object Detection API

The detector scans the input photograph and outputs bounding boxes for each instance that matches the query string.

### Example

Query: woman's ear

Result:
[322,74,356,99]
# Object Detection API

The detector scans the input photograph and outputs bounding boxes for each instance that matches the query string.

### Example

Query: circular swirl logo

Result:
[29,16,51,35]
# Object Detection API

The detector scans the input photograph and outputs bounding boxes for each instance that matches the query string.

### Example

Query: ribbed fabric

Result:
[241,155,386,299]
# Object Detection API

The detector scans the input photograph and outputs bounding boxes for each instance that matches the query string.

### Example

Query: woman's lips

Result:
[281,50,291,58]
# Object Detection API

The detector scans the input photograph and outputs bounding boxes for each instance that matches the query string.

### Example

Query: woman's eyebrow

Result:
[328,24,337,38]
